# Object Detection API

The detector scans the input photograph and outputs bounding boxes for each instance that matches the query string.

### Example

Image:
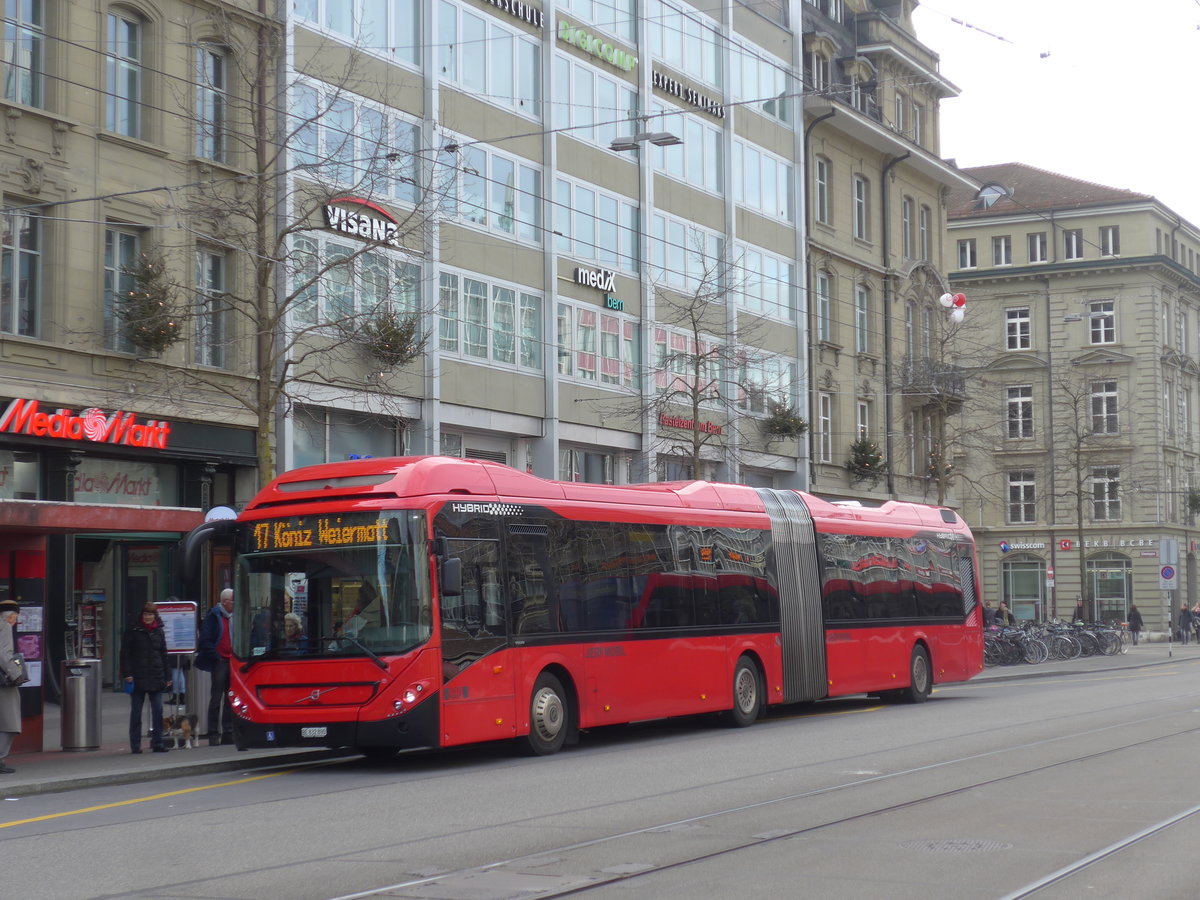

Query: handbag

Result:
[1,653,29,688]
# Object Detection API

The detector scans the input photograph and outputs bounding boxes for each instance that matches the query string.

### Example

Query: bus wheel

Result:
[727,656,762,727]
[526,672,569,756]
[902,646,932,703]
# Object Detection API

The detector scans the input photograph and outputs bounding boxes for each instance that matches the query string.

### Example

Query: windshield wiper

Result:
[334,633,389,671]
[239,645,282,673]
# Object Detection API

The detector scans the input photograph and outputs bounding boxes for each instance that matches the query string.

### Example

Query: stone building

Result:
[947,162,1200,634]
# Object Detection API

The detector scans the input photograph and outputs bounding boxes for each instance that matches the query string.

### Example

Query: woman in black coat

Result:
[120,601,173,754]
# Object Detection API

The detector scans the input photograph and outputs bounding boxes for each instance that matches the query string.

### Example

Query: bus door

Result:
[437,521,516,747]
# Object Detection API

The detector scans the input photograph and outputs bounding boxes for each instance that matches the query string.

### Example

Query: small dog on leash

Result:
[162,713,199,749]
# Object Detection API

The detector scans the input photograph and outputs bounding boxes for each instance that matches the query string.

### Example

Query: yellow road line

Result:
[0,769,294,829]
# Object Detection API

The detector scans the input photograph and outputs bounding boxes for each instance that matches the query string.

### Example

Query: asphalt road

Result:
[4,659,1200,900]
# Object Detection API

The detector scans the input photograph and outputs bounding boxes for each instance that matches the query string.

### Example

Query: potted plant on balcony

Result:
[117,252,182,355]
[360,308,426,369]
[762,401,808,440]
[845,436,887,486]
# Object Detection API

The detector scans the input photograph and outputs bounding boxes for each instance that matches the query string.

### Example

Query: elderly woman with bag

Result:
[0,599,23,774]
[120,601,173,754]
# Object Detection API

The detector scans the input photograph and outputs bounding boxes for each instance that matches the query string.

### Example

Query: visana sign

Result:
[574,266,617,292]
[323,196,400,247]
[0,399,172,449]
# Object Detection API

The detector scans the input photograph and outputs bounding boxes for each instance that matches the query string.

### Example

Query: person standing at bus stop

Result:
[196,589,235,746]
[0,599,24,773]
[120,602,173,753]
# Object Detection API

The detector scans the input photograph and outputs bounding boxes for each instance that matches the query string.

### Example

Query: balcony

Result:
[899,356,969,408]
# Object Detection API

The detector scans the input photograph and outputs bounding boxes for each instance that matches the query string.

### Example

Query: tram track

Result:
[325,709,1200,900]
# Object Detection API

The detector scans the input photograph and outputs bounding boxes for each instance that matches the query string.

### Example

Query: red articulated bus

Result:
[183,456,983,757]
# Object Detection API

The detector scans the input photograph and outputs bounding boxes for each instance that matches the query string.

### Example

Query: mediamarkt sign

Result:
[0,399,172,449]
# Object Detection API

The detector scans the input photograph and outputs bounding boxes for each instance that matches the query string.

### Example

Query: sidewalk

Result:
[2,690,348,799]
[4,640,1200,799]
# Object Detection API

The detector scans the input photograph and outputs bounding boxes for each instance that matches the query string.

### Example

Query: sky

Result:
[910,0,1200,226]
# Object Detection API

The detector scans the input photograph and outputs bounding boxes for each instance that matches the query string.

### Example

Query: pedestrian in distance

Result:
[1127,604,1143,646]
[982,600,996,628]
[1179,603,1194,645]
[995,601,1015,626]
[120,601,173,754]
[0,599,24,774]
[196,588,235,746]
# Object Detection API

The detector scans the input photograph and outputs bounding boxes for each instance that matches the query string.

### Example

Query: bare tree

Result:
[105,12,445,485]
[598,241,803,481]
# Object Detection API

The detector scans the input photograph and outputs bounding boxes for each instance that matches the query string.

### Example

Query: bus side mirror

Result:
[441,558,462,597]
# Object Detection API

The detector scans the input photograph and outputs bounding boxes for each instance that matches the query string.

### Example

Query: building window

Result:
[1,204,39,337]
[813,156,831,225]
[195,45,227,162]
[2,0,43,107]
[439,271,540,371]
[103,227,140,351]
[559,447,617,484]
[815,271,832,342]
[1027,232,1047,263]
[555,178,637,272]
[993,235,1012,266]
[901,196,913,258]
[852,175,869,240]
[647,0,722,90]
[856,400,870,438]
[957,239,977,269]
[893,91,907,134]
[919,205,931,259]
[195,248,228,368]
[731,37,789,122]
[449,142,541,243]
[558,302,637,389]
[806,51,830,91]
[439,2,541,119]
[817,392,833,463]
[854,284,870,353]
[912,102,924,144]
[106,12,142,137]
[293,405,401,468]
[1007,470,1036,524]
[738,354,796,414]
[735,242,795,320]
[1177,306,1188,353]
[1064,228,1084,260]
[1100,225,1120,257]
[1089,299,1115,344]
[1006,307,1031,350]
[1006,385,1033,439]
[649,212,724,292]
[1164,381,1174,434]
[731,138,791,220]
[1091,466,1121,521]
[904,302,914,359]
[1090,379,1118,434]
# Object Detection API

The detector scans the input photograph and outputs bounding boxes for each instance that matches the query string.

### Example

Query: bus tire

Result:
[902,645,932,703]
[727,656,762,727]
[525,672,569,756]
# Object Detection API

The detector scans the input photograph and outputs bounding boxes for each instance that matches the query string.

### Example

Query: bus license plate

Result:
[301,727,327,738]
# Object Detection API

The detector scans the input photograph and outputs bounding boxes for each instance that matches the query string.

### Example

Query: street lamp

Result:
[610,131,682,152]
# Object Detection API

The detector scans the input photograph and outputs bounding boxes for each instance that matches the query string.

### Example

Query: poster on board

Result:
[156,600,198,654]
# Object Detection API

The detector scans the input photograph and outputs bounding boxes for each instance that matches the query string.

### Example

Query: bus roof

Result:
[244,456,965,531]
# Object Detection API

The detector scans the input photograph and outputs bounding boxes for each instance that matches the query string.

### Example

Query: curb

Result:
[975,650,1200,683]
[1,748,353,799]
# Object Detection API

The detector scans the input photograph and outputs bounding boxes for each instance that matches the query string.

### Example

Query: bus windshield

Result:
[232,510,431,662]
